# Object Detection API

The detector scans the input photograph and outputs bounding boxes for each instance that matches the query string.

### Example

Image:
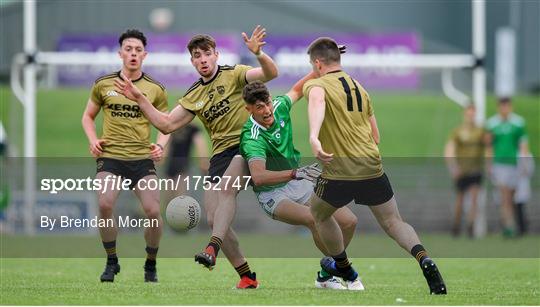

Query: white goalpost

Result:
[10,0,486,235]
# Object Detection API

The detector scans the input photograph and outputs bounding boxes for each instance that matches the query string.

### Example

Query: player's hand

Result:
[114,72,143,102]
[149,143,164,162]
[338,45,347,54]
[242,25,267,56]
[292,163,322,182]
[310,138,334,164]
[89,139,106,157]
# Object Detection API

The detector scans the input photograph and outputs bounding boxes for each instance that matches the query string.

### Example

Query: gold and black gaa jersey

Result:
[303,70,383,180]
[90,71,168,160]
[178,65,251,155]
[448,124,485,175]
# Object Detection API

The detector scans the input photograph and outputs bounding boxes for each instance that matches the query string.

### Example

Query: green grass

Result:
[1,234,539,304]
[2,233,539,258]
[1,87,538,157]
[1,257,538,305]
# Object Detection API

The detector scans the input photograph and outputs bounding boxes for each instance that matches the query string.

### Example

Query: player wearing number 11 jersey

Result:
[304,37,447,294]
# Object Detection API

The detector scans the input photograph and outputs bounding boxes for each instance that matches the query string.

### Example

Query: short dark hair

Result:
[498,97,512,104]
[243,81,270,105]
[307,37,341,64]
[187,34,216,55]
[118,29,147,47]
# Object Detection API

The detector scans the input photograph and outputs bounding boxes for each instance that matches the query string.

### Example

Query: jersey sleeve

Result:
[154,88,169,112]
[90,82,104,106]
[240,130,267,162]
[273,95,292,118]
[177,96,196,114]
[234,64,252,88]
[302,79,323,100]
[518,122,528,143]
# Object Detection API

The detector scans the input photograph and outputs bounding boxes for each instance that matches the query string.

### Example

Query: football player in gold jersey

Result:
[445,105,486,237]
[82,29,170,283]
[303,37,446,293]
[115,26,278,289]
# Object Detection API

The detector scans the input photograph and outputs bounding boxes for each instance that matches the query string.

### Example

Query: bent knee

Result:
[341,215,358,232]
[98,199,115,214]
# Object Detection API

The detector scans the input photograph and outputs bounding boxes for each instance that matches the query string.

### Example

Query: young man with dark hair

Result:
[82,29,169,283]
[486,97,529,238]
[114,26,278,288]
[240,78,359,290]
[303,37,446,293]
[445,104,486,237]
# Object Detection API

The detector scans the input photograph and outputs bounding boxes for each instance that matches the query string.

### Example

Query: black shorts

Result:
[208,145,240,183]
[96,157,156,189]
[314,173,394,208]
[455,173,482,192]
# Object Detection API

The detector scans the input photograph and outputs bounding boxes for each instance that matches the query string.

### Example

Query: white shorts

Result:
[255,179,313,219]
[491,164,519,189]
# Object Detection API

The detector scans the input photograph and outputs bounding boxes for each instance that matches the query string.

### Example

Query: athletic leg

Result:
[134,175,162,282]
[369,196,446,294]
[96,171,122,282]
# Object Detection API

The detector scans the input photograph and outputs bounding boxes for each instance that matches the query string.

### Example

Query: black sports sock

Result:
[207,236,223,257]
[103,241,118,264]
[234,262,252,278]
[332,250,352,272]
[411,244,428,264]
[145,246,158,269]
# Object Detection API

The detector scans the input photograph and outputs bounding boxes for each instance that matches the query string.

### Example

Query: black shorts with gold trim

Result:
[96,157,156,189]
[314,173,394,208]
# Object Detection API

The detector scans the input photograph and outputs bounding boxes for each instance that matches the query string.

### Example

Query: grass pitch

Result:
[1,234,539,305]
[1,257,538,305]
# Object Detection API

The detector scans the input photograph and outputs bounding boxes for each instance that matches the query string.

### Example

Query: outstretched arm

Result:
[114,73,195,134]
[243,25,278,82]
[286,71,318,104]
[248,160,321,186]
[248,160,294,186]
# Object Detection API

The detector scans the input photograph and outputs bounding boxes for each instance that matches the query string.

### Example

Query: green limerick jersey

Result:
[240,95,300,192]
[486,113,527,165]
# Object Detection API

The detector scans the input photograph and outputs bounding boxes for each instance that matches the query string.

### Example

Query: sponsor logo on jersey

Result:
[203,98,231,124]
[106,90,119,97]
[106,103,142,118]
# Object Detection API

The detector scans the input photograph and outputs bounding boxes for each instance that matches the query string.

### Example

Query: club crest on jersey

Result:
[280,119,285,127]
[196,101,204,108]
[217,85,225,95]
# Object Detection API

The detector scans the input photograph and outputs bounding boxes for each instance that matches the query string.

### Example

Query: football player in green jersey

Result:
[240,78,358,290]
[114,26,278,289]
[82,29,170,283]
[486,97,529,238]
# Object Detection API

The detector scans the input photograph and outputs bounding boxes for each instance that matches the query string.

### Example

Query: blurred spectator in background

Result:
[514,150,534,236]
[0,121,9,234]
[486,97,529,238]
[164,123,209,201]
[445,104,485,237]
